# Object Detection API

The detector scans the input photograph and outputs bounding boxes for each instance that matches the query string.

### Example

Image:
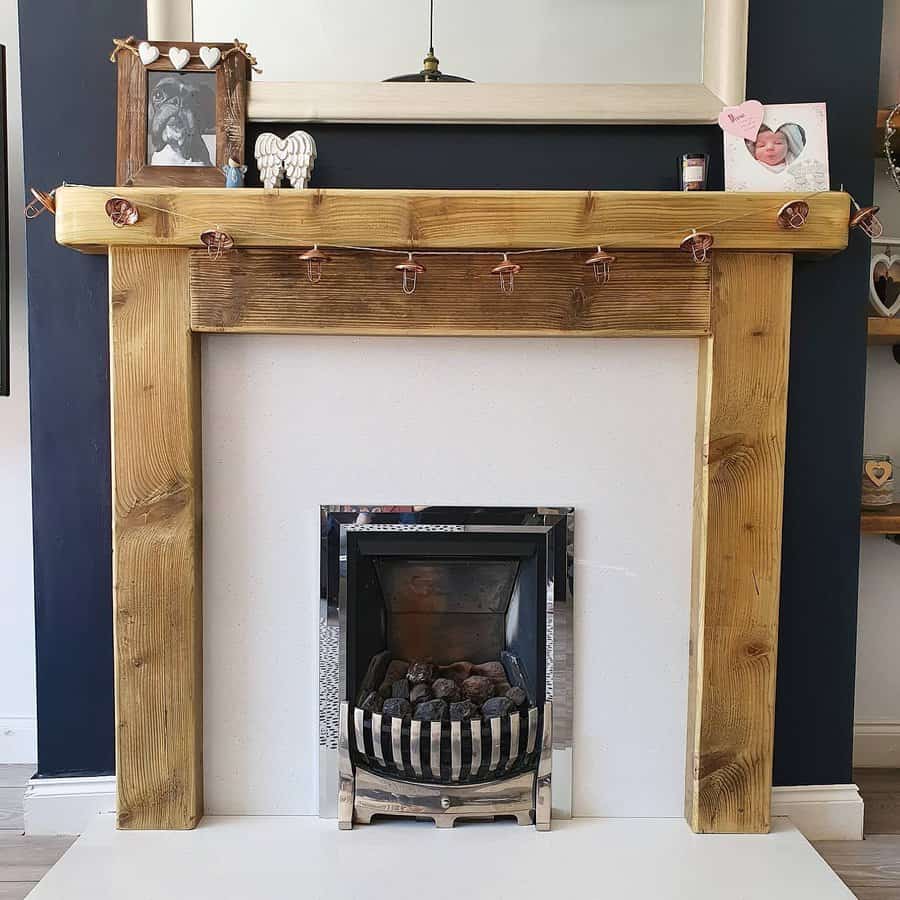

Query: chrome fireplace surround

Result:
[319,506,573,829]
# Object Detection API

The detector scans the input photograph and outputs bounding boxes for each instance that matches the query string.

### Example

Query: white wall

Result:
[202,336,697,816]
[0,0,36,764]
[191,0,703,85]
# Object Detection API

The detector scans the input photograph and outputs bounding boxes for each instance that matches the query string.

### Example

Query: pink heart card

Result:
[718,100,764,141]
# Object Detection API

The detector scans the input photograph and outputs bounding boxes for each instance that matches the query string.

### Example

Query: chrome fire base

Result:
[338,701,553,831]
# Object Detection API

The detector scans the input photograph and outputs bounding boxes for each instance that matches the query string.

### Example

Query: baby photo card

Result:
[722,101,830,192]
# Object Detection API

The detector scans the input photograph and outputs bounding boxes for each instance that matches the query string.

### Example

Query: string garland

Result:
[109,37,261,73]
[27,182,878,291]
[61,182,830,251]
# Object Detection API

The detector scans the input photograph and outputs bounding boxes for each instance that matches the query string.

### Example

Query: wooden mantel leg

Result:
[110,248,202,829]
[685,252,793,833]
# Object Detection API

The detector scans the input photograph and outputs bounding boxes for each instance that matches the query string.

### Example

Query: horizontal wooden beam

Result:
[246,81,726,125]
[861,504,900,535]
[189,249,711,337]
[867,316,900,345]
[54,187,850,254]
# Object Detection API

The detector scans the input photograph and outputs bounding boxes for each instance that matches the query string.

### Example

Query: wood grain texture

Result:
[0,834,74,881]
[0,884,42,899]
[115,48,146,187]
[110,249,202,829]
[0,791,23,832]
[815,836,900,899]
[685,252,793,833]
[54,187,851,254]
[861,504,900,534]
[189,249,711,336]
[246,81,727,125]
[867,317,900,345]
[856,769,900,834]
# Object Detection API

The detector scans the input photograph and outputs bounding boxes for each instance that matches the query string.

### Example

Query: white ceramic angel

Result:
[254,131,317,189]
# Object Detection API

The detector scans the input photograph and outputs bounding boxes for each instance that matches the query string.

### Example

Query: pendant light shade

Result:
[384,1,473,83]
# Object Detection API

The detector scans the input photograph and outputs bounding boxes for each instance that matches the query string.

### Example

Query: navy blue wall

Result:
[21,1,881,783]
[19,0,146,777]
[746,3,883,787]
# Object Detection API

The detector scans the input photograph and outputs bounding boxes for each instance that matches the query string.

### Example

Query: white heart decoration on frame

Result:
[199,46,221,69]
[168,47,191,70]
[138,42,160,65]
[869,253,900,318]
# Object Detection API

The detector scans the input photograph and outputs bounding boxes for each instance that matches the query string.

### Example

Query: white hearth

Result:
[26,815,852,900]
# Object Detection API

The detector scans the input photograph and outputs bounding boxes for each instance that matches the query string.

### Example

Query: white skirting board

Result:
[25,775,863,841]
[770,784,864,841]
[25,815,853,900]
[854,720,900,767]
[0,716,36,764]
[24,775,116,835]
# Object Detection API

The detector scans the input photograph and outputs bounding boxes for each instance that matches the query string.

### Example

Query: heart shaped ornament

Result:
[138,42,160,65]
[168,47,191,70]
[869,254,900,318]
[865,459,893,487]
[199,46,221,69]
[718,99,765,141]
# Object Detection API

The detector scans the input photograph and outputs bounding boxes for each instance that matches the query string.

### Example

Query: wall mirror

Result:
[148,0,748,124]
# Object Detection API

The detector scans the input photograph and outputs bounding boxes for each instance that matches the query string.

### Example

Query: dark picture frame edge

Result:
[115,41,248,187]
[1,45,9,397]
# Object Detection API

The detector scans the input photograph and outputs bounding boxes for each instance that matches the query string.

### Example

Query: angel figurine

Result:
[254,131,317,189]
[222,158,248,188]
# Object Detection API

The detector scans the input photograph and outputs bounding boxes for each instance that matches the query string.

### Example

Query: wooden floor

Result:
[0,764,898,897]
[816,769,900,899]
[0,766,73,900]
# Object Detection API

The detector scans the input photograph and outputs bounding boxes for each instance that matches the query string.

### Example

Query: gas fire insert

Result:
[319,506,573,829]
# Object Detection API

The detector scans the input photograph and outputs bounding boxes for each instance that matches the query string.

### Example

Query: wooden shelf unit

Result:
[867,317,900,345]
[861,504,900,535]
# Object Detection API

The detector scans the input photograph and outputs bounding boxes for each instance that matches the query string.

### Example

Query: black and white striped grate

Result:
[352,706,542,784]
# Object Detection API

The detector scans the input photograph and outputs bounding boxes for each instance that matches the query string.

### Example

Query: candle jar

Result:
[679,153,709,191]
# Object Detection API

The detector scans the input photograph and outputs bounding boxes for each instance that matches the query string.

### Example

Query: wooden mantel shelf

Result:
[861,504,900,535]
[867,316,900,345]
[54,186,851,254]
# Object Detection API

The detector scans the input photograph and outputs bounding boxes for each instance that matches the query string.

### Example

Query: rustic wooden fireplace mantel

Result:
[54,186,849,834]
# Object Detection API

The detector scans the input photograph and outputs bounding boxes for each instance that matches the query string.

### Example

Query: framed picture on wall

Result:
[0,44,8,397]
[113,40,249,187]
[724,102,830,192]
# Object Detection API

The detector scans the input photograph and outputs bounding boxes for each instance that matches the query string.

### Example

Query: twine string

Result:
[109,37,262,74]
[221,39,262,74]
[62,183,832,256]
[109,36,139,63]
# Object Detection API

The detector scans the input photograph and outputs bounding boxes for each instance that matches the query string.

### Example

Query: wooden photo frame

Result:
[115,41,248,187]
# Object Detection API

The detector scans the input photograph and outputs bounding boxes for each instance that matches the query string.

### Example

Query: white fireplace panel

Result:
[202,335,696,816]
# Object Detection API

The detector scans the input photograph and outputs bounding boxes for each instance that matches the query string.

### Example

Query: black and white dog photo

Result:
[147,72,216,167]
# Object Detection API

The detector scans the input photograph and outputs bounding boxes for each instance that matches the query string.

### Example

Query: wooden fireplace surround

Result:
[55,186,850,834]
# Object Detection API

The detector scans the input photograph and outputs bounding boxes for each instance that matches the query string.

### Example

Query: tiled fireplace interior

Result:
[319,506,573,828]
